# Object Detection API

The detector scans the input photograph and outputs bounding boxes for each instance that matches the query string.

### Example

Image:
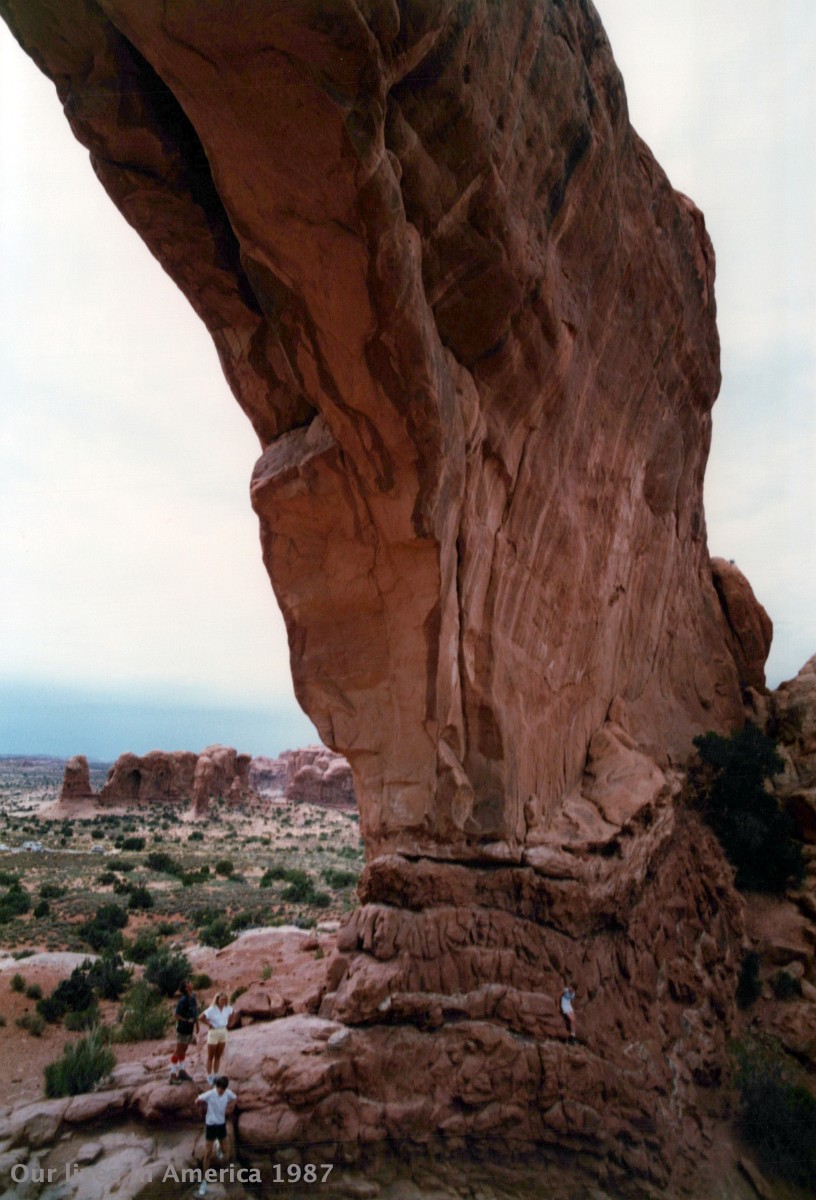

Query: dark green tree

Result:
[691,724,804,892]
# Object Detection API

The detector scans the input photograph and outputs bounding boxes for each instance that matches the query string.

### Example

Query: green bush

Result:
[79,903,129,953]
[39,883,65,900]
[40,966,95,1021]
[0,881,31,923]
[10,972,25,993]
[691,724,805,892]
[115,980,168,1042]
[736,951,761,1009]
[0,870,19,887]
[44,1030,115,1097]
[190,972,212,989]
[127,885,154,910]
[33,900,50,919]
[17,1012,45,1037]
[144,948,192,997]
[64,1004,100,1032]
[146,850,182,876]
[87,952,131,1001]
[126,928,161,964]
[229,985,247,1003]
[732,1037,816,1186]
[771,970,802,1001]
[120,836,145,851]
[200,917,234,949]
[25,983,42,1000]
[188,831,204,842]
[214,859,234,877]
[322,867,359,889]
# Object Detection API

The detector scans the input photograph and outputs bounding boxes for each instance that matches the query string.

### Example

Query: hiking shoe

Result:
[207,1074,215,1084]
[177,1068,193,1082]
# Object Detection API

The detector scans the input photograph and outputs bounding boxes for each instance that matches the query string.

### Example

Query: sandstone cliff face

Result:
[0,0,766,861]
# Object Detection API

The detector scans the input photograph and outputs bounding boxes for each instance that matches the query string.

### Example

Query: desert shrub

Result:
[0,881,31,922]
[191,905,220,928]
[736,951,761,1009]
[261,964,273,981]
[690,724,805,892]
[79,904,128,953]
[41,966,95,1020]
[156,921,176,937]
[771,970,802,1001]
[190,972,212,990]
[96,872,118,887]
[127,928,161,964]
[229,985,247,1003]
[127,885,154,910]
[214,859,234,877]
[91,830,104,840]
[115,980,169,1042]
[86,951,131,1001]
[144,948,192,997]
[33,900,50,919]
[64,1004,100,1031]
[116,860,136,873]
[188,831,204,842]
[200,917,234,949]
[146,850,183,876]
[120,836,145,851]
[10,972,25,993]
[16,1012,45,1037]
[25,983,42,1000]
[39,883,65,900]
[44,1029,114,1098]
[732,1036,816,1186]
[322,867,359,889]
[0,870,19,887]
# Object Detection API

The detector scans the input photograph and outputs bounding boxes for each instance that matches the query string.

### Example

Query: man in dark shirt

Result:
[170,979,199,1083]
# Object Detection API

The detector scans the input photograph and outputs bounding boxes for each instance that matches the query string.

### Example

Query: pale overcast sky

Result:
[1,2,814,758]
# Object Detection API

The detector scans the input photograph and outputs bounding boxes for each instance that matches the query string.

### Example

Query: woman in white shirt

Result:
[200,992,234,1082]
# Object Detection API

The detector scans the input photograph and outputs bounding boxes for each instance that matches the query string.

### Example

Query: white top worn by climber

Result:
[560,984,576,1040]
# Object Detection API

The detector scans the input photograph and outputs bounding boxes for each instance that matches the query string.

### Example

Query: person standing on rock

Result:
[560,983,577,1040]
[200,991,235,1083]
[195,1075,237,1196]
[169,979,199,1083]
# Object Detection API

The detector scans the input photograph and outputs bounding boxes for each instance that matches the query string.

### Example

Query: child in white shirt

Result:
[195,1076,237,1196]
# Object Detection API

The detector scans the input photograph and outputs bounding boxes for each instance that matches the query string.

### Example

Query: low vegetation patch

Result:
[732,1036,816,1187]
[44,1030,115,1098]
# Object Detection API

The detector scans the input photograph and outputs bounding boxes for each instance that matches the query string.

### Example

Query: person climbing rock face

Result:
[195,1075,237,1196]
[169,979,199,1083]
[560,983,577,1040]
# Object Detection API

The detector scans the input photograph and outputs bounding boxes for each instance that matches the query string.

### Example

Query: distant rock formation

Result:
[711,557,773,694]
[96,746,255,813]
[770,654,816,842]
[59,755,94,802]
[251,746,356,811]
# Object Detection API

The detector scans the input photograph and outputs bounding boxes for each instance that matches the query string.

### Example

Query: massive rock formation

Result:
[1,0,776,1189]
[0,0,767,859]
[96,745,255,813]
[251,746,357,810]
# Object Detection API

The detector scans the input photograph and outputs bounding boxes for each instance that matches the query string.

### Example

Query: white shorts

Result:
[207,1027,228,1045]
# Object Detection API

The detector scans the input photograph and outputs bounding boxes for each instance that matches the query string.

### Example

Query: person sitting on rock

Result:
[195,1075,237,1196]
[169,979,199,1084]
[200,991,235,1083]
[560,983,577,1040]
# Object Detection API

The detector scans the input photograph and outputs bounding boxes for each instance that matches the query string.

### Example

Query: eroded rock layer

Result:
[96,745,255,813]
[0,0,767,859]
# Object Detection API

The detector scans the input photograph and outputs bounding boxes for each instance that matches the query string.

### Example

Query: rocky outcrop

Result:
[59,755,94,802]
[0,0,768,862]
[96,745,255,813]
[252,746,356,810]
[0,0,776,1188]
[711,557,773,694]
[769,654,816,842]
